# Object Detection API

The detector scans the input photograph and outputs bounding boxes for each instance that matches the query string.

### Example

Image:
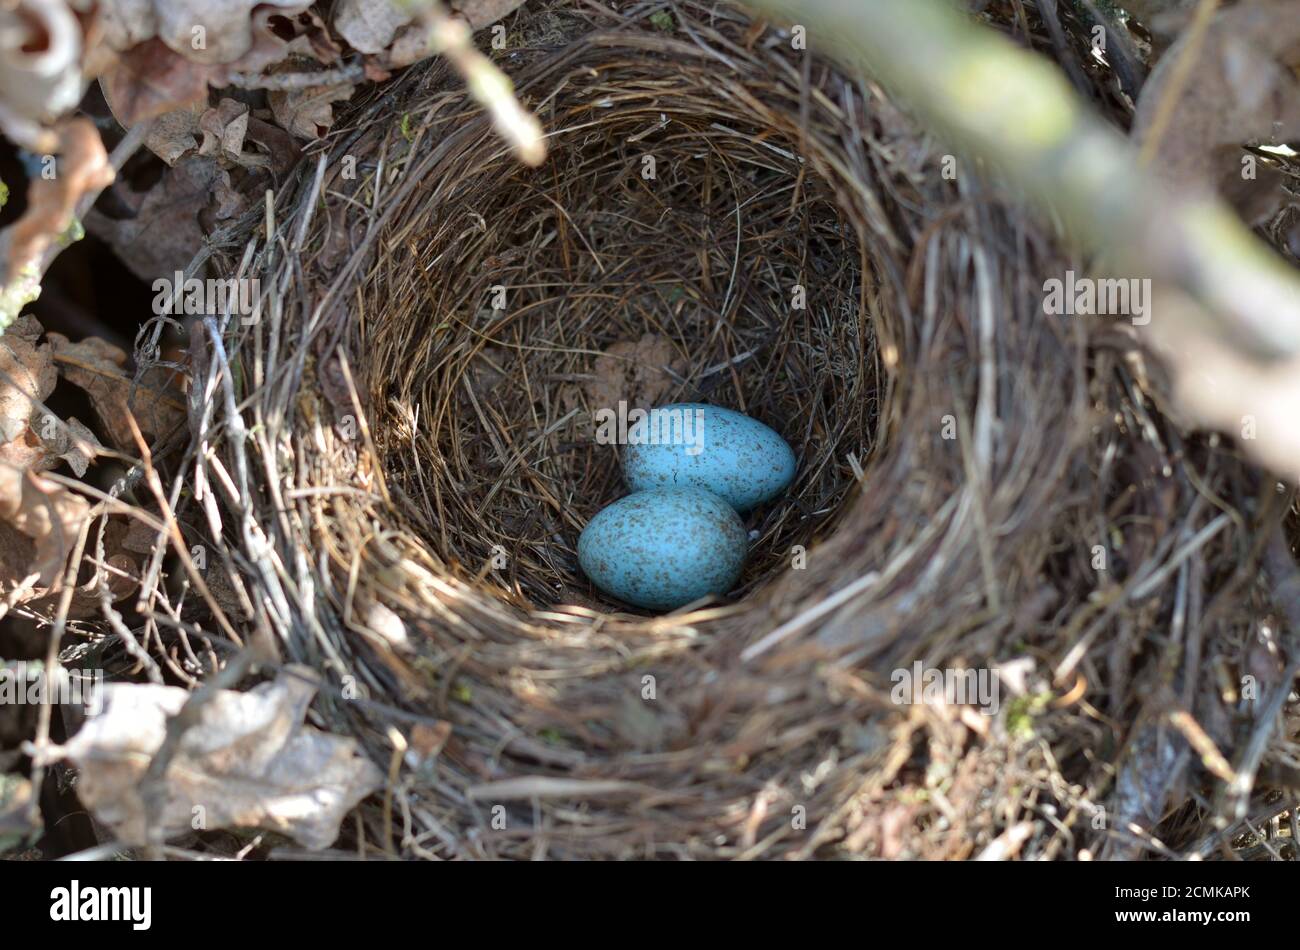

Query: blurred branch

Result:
[414,1,546,167]
[746,0,1300,474]
[0,119,147,333]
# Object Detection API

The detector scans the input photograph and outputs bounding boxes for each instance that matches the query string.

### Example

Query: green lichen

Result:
[1006,691,1053,739]
[55,216,85,249]
[0,262,41,335]
[650,10,675,31]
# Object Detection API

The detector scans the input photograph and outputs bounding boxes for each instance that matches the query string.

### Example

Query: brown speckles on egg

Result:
[577,487,748,611]
[623,403,797,511]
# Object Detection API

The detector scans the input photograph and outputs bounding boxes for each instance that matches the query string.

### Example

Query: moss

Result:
[1006,691,1053,739]
[0,261,41,334]
[649,10,675,31]
[58,216,84,247]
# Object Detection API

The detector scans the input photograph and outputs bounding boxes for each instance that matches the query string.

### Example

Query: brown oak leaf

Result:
[48,333,185,451]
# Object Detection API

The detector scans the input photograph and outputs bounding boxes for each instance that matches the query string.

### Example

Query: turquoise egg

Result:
[622,403,796,511]
[577,488,748,611]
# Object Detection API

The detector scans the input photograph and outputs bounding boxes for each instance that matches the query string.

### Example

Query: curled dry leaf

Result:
[0,316,96,597]
[334,0,417,55]
[48,333,185,451]
[104,6,342,148]
[335,0,527,56]
[1,119,114,332]
[44,665,383,850]
[269,82,355,140]
[0,0,84,151]
[39,416,101,479]
[0,318,56,445]
[99,38,219,127]
[143,103,300,173]
[0,141,108,598]
[235,7,341,74]
[85,155,245,281]
[100,0,309,67]
[142,101,205,166]
[198,98,251,162]
[9,474,90,589]
[152,113,271,176]
[1132,0,1300,225]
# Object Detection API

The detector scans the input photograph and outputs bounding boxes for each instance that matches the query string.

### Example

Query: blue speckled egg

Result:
[577,488,748,611]
[622,403,796,511]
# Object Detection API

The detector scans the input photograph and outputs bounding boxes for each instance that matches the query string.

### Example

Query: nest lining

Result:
[364,56,878,614]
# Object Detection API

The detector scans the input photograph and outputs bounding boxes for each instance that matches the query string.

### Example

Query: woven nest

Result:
[183,1,1292,859]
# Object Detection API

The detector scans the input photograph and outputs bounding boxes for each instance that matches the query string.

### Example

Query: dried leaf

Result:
[44,417,102,478]
[269,82,355,140]
[233,8,341,74]
[143,102,204,166]
[0,316,99,601]
[0,1,85,150]
[335,0,526,57]
[99,38,217,126]
[84,155,226,281]
[100,0,309,66]
[334,0,415,55]
[48,333,185,451]
[0,317,57,445]
[197,98,251,162]
[10,473,90,587]
[47,666,383,850]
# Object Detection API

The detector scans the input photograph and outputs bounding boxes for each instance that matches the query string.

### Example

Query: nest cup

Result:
[192,2,1236,858]
[369,41,876,609]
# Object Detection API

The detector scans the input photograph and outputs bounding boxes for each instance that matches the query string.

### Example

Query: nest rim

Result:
[177,0,1273,861]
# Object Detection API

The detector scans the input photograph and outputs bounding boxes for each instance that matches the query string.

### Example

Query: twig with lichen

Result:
[0,119,148,334]
[746,0,1300,479]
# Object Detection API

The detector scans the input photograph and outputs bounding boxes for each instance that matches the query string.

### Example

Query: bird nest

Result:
[182,1,1289,859]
